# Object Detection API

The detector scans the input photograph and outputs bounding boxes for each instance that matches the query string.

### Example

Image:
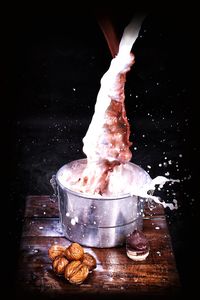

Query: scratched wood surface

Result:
[16,195,181,299]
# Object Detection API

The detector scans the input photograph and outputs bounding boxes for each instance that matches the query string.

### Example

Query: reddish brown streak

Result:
[104,98,132,164]
[97,16,119,57]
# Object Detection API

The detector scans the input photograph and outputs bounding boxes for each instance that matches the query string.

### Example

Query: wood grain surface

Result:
[16,195,181,299]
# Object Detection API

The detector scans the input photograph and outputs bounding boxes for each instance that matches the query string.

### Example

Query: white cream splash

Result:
[83,15,145,162]
[63,15,179,210]
[58,161,179,210]
[130,176,179,209]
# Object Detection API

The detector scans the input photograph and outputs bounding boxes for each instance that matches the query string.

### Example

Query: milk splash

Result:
[73,15,179,209]
[130,176,179,209]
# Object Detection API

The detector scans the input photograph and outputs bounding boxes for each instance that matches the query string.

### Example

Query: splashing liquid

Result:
[65,16,179,209]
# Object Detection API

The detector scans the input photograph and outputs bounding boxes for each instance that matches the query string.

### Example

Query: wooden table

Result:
[16,195,181,299]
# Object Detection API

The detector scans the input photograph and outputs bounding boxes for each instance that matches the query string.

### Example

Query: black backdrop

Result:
[2,4,198,299]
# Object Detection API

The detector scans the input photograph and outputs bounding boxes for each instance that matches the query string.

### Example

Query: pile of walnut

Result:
[48,242,96,285]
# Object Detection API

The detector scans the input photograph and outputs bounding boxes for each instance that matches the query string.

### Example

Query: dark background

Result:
[2,3,198,299]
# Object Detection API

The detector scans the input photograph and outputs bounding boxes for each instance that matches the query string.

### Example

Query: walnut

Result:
[47,242,95,285]
[48,244,65,261]
[65,243,84,261]
[82,253,97,271]
[52,255,69,275]
[64,260,89,285]
[64,260,82,279]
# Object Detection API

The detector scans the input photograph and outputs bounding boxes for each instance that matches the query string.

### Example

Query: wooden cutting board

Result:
[16,195,181,299]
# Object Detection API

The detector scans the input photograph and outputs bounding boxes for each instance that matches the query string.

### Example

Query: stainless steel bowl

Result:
[51,159,144,248]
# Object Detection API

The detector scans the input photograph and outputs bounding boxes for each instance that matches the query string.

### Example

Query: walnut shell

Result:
[65,243,84,261]
[64,260,89,285]
[64,260,82,278]
[52,255,69,275]
[82,253,97,271]
[48,244,65,261]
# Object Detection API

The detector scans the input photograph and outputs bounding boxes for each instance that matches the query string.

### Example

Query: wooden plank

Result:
[16,195,181,299]
[18,220,178,291]
[143,202,165,218]
[22,218,63,237]
[25,195,59,218]
[22,216,167,238]
[18,231,175,266]
[17,263,179,290]
[25,195,165,218]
